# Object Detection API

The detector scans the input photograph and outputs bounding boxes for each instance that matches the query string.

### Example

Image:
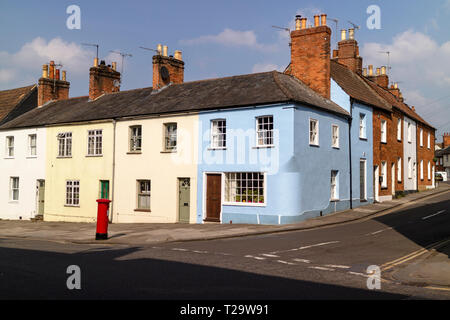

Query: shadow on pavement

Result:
[0,245,406,300]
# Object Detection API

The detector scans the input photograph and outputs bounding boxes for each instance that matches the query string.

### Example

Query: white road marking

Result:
[192,250,208,254]
[293,259,311,264]
[245,255,266,260]
[261,254,280,258]
[324,264,351,269]
[309,266,335,271]
[171,248,188,251]
[269,241,339,254]
[277,260,296,265]
[422,210,446,220]
[348,272,369,278]
[366,227,393,236]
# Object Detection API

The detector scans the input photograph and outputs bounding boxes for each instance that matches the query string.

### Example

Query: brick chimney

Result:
[89,59,121,100]
[443,133,450,148]
[38,61,70,107]
[332,28,363,74]
[152,45,184,90]
[289,14,332,99]
[389,82,401,99]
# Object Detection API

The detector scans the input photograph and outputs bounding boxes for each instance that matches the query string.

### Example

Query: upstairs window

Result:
[129,125,142,152]
[6,136,14,157]
[58,132,72,157]
[28,134,37,156]
[87,130,103,156]
[332,125,339,148]
[427,133,431,149]
[359,114,366,139]
[211,119,226,149]
[256,116,274,147]
[420,129,423,147]
[407,122,412,143]
[164,123,177,151]
[381,120,387,143]
[309,119,319,146]
[397,118,402,141]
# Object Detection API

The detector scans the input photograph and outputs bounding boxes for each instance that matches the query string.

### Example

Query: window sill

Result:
[26,156,37,159]
[8,201,19,204]
[381,141,387,144]
[4,157,14,159]
[332,146,340,150]
[64,205,80,208]
[57,156,72,159]
[309,144,320,148]
[86,155,103,158]
[330,199,340,202]
[223,202,266,207]
[127,151,142,155]
[360,137,367,141]
[208,147,227,151]
[253,145,275,149]
[134,209,151,212]
[161,150,177,153]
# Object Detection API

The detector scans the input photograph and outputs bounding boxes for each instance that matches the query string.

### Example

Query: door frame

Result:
[177,177,191,223]
[374,166,379,202]
[391,163,396,196]
[202,172,224,223]
[360,159,367,201]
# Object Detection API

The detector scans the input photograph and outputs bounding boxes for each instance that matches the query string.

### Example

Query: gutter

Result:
[349,98,354,209]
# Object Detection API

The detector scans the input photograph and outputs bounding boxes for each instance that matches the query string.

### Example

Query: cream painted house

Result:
[44,121,114,222]
[112,114,199,223]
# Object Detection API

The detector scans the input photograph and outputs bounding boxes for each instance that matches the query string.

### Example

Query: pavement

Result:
[0,182,449,246]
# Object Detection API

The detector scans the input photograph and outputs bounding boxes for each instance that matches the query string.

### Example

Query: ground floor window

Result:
[331,170,339,200]
[66,180,80,206]
[137,180,151,210]
[224,172,265,204]
[10,177,19,201]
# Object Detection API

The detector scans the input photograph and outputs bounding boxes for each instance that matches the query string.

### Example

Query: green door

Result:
[178,178,190,223]
[100,180,110,199]
[37,180,45,215]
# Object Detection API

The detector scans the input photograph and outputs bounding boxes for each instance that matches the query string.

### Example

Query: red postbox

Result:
[96,199,111,240]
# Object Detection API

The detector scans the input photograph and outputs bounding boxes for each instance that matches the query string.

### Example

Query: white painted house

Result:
[0,127,47,220]
[403,116,417,191]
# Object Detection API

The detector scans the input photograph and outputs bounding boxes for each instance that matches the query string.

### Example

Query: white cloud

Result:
[180,28,277,52]
[0,37,94,89]
[252,63,282,73]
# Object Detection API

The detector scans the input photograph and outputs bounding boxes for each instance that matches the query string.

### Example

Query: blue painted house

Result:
[196,71,351,224]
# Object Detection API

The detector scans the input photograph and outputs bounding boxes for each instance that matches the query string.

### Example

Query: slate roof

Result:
[436,146,450,156]
[0,85,36,122]
[330,60,391,111]
[362,77,435,129]
[0,71,349,130]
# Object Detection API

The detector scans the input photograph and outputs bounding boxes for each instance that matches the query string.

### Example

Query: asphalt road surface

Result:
[0,191,449,300]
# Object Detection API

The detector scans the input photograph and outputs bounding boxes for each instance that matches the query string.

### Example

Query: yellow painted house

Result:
[44,121,114,222]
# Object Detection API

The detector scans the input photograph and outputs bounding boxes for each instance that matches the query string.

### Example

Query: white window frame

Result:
[381,161,387,188]
[420,129,423,147]
[6,136,14,157]
[58,132,72,157]
[331,170,339,200]
[408,157,412,179]
[427,133,430,149]
[137,180,151,210]
[309,118,319,146]
[256,116,274,147]
[10,177,19,201]
[87,129,103,156]
[420,160,424,180]
[211,119,227,149]
[332,125,339,149]
[359,114,366,139]
[381,120,387,143]
[164,123,177,151]
[65,180,80,207]
[224,172,266,206]
[397,157,402,182]
[428,161,431,180]
[129,125,142,152]
[28,134,37,157]
[397,118,402,141]
[407,122,412,143]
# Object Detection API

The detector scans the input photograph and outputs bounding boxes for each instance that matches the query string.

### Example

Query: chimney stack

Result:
[443,133,450,148]
[152,46,185,90]
[89,59,121,100]
[332,28,362,74]
[295,15,301,31]
[289,13,332,99]
[38,61,70,107]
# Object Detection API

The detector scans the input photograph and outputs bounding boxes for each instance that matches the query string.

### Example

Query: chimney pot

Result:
[94,58,99,67]
[295,15,301,30]
[381,66,386,75]
[42,64,49,78]
[394,82,398,89]
[301,18,307,29]
[112,62,117,71]
[174,50,182,61]
[163,45,168,57]
[62,70,66,81]
[363,68,367,76]
[55,69,60,80]
[348,28,355,40]
[321,14,327,26]
[157,44,162,55]
[376,68,381,76]
[341,29,347,41]
[314,15,320,27]
[368,65,373,76]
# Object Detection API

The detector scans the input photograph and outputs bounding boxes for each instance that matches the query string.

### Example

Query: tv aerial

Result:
[271,25,291,46]
[109,50,132,75]
[82,43,99,60]
[329,18,339,44]
[378,51,392,75]
[139,46,159,54]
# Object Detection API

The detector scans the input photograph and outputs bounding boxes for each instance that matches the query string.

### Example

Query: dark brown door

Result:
[205,174,222,222]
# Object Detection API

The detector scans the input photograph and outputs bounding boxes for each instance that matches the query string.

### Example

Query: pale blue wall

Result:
[197,102,351,225]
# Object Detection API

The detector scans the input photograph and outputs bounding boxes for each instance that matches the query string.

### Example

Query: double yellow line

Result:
[381,238,450,272]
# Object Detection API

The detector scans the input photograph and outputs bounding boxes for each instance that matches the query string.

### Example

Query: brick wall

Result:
[38,77,69,107]
[152,55,184,90]
[417,123,436,190]
[89,62,121,100]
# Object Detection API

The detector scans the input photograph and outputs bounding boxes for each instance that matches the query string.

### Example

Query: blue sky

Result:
[0,0,449,138]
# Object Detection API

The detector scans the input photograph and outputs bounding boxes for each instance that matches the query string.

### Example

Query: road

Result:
[0,190,449,300]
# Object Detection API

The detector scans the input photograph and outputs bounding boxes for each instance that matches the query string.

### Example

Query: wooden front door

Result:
[360,160,366,201]
[37,180,45,215]
[205,174,222,222]
[178,178,190,223]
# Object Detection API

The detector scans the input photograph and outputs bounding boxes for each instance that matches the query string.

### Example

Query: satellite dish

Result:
[160,66,170,82]
[113,79,120,87]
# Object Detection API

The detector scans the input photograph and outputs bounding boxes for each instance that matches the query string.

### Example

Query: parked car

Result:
[436,171,448,182]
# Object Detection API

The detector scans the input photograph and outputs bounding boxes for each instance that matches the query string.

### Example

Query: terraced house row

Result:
[0,13,436,225]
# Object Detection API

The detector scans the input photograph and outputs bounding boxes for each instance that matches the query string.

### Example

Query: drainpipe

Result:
[110,119,117,222]
[349,99,354,209]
